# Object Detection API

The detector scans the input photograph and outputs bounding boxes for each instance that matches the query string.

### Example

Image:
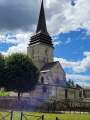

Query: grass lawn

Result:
[0,111,90,120]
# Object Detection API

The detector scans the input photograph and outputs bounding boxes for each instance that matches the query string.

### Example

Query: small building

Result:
[83,86,90,98]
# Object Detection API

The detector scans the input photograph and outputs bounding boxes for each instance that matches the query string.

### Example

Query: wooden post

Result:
[56,117,58,120]
[11,111,13,120]
[42,115,44,120]
[21,112,23,120]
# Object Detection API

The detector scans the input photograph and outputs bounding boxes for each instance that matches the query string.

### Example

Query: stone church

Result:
[10,0,83,100]
[26,0,83,100]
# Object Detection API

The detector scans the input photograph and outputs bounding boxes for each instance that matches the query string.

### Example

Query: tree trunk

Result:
[18,92,20,100]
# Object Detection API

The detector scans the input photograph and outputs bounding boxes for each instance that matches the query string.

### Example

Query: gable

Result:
[39,61,66,86]
[50,62,65,77]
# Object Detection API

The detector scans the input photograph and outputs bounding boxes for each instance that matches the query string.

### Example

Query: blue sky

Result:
[0,0,90,86]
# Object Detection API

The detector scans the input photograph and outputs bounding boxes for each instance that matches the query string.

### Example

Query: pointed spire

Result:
[36,0,49,36]
[29,0,53,47]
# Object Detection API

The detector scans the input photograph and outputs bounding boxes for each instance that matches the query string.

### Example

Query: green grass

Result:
[0,111,90,120]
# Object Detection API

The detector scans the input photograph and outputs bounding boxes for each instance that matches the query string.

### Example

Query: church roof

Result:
[36,0,49,36]
[76,84,82,89]
[29,0,53,47]
[40,61,65,74]
[40,61,59,72]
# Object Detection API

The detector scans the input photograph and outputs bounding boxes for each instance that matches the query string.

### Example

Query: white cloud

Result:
[0,32,32,56]
[52,36,59,41]
[53,41,62,46]
[66,74,90,81]
[54,57,80,69]
[54,51,90,73]
[15,32,31,44]
[66,74,90,86]
[1,43,27,56]
[66,38,71,44]
[46,0,90,35]
[0,32,31,44]
[75,81,90,86]
[73,51,90,72]
[8,43,27,54]
[0,0,90,36]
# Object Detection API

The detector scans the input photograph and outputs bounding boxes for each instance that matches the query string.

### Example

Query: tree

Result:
[0,53,5,87]
[5,53,39,100]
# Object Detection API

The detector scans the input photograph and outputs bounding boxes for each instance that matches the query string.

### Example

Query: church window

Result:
[56,78,60,84]
[41,77,44,84]
[79,91,82,98]
[45,49,48,54]
[31,49,34,59]
[45,49,48,56]
[65,89,68,98]
[43,86,47,93]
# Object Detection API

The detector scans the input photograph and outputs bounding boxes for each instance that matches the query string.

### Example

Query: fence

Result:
[21,113,62,120]
[21,112,44,120]
[56,117,60,120]
[0,111,13,120]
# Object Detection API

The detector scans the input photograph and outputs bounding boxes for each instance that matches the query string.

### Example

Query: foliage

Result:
[0,53,5,87]
[0,91,9,96]
[68,79,74,87]
[4,53,39,99]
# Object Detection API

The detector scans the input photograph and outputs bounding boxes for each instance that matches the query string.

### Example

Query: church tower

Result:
[27,0,54,69]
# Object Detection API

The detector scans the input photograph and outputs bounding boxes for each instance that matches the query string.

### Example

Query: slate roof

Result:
[36,0,49,36]
[40,61,58,71]
[76,84,82,89]
[40,61,65,74]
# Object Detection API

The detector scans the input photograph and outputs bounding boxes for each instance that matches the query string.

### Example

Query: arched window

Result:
[41,77,44,84]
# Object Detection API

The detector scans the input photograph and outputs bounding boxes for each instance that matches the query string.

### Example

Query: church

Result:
[10,0,83,100]
[26,0,83,100]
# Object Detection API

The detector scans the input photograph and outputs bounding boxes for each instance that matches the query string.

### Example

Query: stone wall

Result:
[10,84,83,101]
[0,96,45,111]
[10,85,65,100]
[27,43,54,69]
[39,62,66,86]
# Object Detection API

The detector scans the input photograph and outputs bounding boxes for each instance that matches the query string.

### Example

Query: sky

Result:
[0,0,90,86]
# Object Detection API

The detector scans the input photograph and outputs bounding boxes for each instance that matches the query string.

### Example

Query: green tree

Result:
[5,53,39,100]
[0,53,5,87]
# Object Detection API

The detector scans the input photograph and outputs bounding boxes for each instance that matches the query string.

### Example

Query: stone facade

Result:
[83,86,90,98]
[39,62,66,85]
[10,85,83,100]
[27,43,54,69]
[65,88,83,100]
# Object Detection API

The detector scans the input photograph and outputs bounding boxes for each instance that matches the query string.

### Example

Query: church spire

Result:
[36,0,49,36]
[29,0,53,47]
